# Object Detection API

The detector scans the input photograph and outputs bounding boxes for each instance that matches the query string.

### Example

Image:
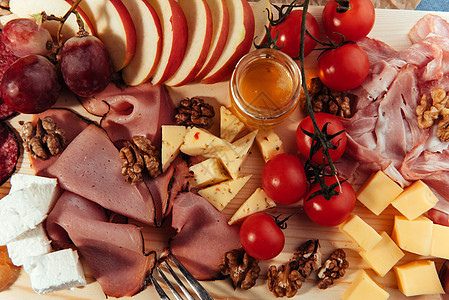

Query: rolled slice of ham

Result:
[46,191,155,298]
[169,192,241,280]
[29,108,91,176]
[46,124,156,226]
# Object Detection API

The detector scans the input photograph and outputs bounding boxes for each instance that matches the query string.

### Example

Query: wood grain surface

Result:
[0,5,448,300]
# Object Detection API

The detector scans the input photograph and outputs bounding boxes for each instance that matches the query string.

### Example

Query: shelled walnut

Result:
[416,88,449,142]
[175,97,215,129]
[301,78,354,118]
[219,248,260,290]
[20,117,67,160]
[317,248,349,289]
[119,135,161,184]
[267,240,322,298]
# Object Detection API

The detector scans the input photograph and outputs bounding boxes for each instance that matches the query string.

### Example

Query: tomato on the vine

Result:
[317,43,369,91]
[322,0,375,42]
[296,113,347,164]
[270,9,320,58]
[239,213,285,260]
[262,153,308,204]
[304,177,356,227]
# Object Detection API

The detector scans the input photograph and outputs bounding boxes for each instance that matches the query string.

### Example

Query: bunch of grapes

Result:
[0,16,112,114]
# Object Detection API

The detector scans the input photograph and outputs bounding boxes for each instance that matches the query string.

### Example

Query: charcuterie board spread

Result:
[1,0,449,299]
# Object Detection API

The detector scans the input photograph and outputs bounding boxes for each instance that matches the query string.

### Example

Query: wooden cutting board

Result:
[1,5,449,300]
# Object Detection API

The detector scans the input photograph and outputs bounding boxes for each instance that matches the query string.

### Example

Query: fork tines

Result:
[151,254,213,300]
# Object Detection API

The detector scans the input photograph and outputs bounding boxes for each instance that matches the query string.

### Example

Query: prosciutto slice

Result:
[29,108,91,176]
[169,192,241,280]
[409,14,449,43]
[46,191,155,298]
[46,124,156,226]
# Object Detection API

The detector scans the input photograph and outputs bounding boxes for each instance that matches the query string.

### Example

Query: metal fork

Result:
[150,254,213,300]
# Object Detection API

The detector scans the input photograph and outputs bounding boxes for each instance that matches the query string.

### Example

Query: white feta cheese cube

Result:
[23,249,86,294]
[0,189,47,245]
[7,223,52,266]
[10,174,59,212]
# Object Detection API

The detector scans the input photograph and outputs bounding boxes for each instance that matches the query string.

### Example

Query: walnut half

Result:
[119,136,161,184]
[20,117,67,160]
[267,240,322,298]
[317,248,349,289]
[219,248,260,290]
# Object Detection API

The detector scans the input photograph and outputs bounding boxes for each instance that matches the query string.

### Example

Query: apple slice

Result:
[164,0,213,87]
[250,0,271,48]
[79,0,136,72]
[9,0,95,40]
[121,0,162,86]
[193,0,230,81]
[201,0,255,84]
[147,0,188,86]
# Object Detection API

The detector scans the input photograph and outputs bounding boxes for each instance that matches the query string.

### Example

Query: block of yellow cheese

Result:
[189,158,229,188]
[339,215,382,251]
[342,270,389,300]
[391,180,439,220]
[392,215,433,256]
[255,129,284,162]
[431,224,449,259]
[356,171,403,216]
[394,260,444,297]
[359,231,404,277]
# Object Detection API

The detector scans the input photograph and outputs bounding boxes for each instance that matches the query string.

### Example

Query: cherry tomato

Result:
[239,213,285,260]
[296,113,347,164]
[262,153,308,204]
[270,10,320,58]
[304,177,356,227]
[322,0,375,42]
[317,43,369,91]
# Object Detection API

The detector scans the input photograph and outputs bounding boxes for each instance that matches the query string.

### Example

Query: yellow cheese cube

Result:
[189,158,229,188]
[431,224,449,259]
[228,188,276,225]
[161,125,187,172]
[394,260,444,297]
[391,180,439,220]
[180,127,231,156]
[359,231,404,277]
[391,215,433,256]
[255,129,283,162]
[342,270,389,300]
[356,171,403,216]
[339,215,382,251]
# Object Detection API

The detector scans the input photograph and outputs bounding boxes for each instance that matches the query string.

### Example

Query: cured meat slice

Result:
[0,32,19,120]
[28,108,91,176]
[46,124,156,226]
[409,14,449,44]
[0,121,19,185]
[169,192,241,280]
[46,191,155,298]
[81,82,175,147]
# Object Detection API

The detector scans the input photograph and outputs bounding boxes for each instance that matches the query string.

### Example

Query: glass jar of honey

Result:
[229,48,301,128]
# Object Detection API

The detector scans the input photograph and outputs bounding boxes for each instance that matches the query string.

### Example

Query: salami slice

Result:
[0,121,19,185]
[0,32,18,120]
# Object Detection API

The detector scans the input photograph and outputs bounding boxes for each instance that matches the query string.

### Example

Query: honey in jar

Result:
[230,48,301,128]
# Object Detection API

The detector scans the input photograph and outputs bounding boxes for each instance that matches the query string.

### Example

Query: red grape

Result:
[1,55,61,114]
[61,35,112,97]
[2,18,53,57]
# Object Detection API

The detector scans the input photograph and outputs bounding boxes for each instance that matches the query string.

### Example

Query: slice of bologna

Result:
[0,121,19,185]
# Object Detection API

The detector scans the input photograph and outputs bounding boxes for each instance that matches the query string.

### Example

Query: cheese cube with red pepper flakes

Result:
[356,170,403,216]
[255,129,284,162]
[161,125,187,172]
[220,106,245,142]
[189,158,229,188]
[228,188,276,225]
[198,175,252,211]
[180,127,231,156]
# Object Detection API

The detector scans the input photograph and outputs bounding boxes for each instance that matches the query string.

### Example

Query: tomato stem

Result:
[334,0,351,13]
[267,0,301,26]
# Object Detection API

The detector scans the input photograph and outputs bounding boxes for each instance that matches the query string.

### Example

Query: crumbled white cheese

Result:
[7,223,52,266]
[23,249,86,294]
